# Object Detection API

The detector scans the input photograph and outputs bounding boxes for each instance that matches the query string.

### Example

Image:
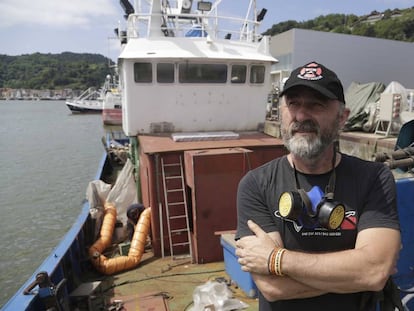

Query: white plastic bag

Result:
[190,281,248,311]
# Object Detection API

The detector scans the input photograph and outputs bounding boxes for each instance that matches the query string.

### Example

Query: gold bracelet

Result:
[274,248,286,276]
[267,249,275,274]
[268,248,277,274]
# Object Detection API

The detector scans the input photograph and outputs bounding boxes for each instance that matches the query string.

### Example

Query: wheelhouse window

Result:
[178,63,227,83]
[134,62,152,82]
[230,65,246,84]
[250,65,265,84]
[157,63,175,83]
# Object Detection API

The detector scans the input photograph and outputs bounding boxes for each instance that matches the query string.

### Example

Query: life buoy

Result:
[88,202,151,275]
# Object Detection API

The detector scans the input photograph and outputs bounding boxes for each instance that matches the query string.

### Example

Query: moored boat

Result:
[102,73,122,125]
[65,87,103,113]
[102,90,122,125]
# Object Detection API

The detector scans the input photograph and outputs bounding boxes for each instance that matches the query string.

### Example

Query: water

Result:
[0,100,106,307]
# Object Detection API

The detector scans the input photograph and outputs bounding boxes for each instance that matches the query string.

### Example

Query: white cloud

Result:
[0,0,118,28]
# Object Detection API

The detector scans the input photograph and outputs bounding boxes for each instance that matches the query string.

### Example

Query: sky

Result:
[1,0,414,61]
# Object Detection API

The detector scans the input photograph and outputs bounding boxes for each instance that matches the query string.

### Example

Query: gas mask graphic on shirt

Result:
[278,186,345,230]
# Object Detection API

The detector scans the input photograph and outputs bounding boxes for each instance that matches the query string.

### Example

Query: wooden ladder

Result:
[161,155,192,260]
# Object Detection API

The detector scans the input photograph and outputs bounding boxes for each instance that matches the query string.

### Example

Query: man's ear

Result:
[339,107,350,128]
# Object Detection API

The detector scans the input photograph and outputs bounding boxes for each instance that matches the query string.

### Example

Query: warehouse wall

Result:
[270,29,414,90]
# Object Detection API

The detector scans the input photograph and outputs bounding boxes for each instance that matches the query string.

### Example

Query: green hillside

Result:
[263,7,414,41]
[0,52,115,90]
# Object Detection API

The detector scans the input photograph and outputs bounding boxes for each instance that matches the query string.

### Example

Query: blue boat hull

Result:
[1,153,108,311]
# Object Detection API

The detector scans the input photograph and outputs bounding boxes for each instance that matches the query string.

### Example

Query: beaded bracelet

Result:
[267,248,277,274]
[274,248,286,276]
[267,247,286,276]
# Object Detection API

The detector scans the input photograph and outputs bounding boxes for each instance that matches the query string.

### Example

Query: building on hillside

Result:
[390,10,403,19]
[363,11,384,23]
[269,28,414,91]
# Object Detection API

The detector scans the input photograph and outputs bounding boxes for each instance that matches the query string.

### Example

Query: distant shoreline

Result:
[0,88,83,101]
[0,97,68,101]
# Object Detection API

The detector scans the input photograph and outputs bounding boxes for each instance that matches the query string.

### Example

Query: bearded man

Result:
[235,61,401,311]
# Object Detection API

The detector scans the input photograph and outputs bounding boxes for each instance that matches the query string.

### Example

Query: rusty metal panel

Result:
[138,134,287,260]
[184,146,287,263]
[184,148,252,263]
[138,150,163,256]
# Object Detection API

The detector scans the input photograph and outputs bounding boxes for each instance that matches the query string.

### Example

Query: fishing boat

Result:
[102,89,122,125]
[3,1,281,310]
[67,73,122,117]
[65,87,104,113]
[3,1,414,311]
[102,73,122,126]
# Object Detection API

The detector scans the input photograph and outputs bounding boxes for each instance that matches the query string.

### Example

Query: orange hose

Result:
[89,202,117,256]
[89,204,151,275]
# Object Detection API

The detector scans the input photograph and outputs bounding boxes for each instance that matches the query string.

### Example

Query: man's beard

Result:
[281,117,340,160]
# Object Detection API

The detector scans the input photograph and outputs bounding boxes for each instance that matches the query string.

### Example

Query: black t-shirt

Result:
[236,153,400,311]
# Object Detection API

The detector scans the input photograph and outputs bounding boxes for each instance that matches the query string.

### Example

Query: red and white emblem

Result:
[298,62,323,81]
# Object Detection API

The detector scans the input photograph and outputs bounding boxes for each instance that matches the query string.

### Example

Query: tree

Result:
[0,52,115,90]
[262,7,414,42]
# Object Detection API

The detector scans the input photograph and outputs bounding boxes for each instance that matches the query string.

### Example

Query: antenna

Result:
[120,0,135,19]
[257,8,267,22]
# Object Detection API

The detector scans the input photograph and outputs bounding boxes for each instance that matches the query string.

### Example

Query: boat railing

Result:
[76,87,103,101]
[124,0,264,42]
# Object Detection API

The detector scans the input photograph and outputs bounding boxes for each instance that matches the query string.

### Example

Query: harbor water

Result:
[0,100,106,307]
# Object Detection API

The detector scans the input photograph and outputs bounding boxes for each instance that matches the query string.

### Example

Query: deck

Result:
[97,251,259,310]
